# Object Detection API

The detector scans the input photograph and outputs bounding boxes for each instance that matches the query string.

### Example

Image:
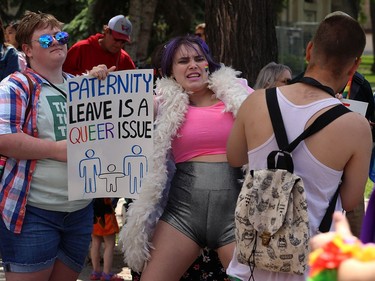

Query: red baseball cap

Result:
[108,15,132,42]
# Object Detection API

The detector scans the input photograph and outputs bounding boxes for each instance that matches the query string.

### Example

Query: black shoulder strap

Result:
[265,88,350,233]
[299,77,335,97]
[318,187,340,233]
[22,73,34,130]
[286,104,350,152]
[266,87,289,149]
[266,87,350,153]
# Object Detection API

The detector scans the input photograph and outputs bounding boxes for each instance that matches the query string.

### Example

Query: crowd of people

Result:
[0,8,374,281]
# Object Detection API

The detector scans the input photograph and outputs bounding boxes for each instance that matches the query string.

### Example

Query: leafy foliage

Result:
[366,177,374,199]
[63,4,91,45]
[64,0,130,45]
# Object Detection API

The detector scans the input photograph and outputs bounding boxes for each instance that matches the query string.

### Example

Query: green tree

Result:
[63,0,204,66]
[64,0,130,46]
[1,0,205,67]
[1,0,84,25]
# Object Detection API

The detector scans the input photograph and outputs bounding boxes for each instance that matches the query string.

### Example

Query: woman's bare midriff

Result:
[187,154,228,162]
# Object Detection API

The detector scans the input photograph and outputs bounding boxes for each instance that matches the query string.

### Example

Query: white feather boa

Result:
[119,66,249,272]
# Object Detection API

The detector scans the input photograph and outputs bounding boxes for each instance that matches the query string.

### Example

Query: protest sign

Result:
[67,69,153,200]
[341,98,368,116]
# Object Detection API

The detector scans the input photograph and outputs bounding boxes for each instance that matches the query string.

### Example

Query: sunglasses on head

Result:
[34,31,69,48]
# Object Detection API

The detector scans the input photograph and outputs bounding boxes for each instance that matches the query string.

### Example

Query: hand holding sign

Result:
[88,65,117,80]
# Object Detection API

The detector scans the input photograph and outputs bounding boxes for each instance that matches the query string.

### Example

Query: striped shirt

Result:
[0,68,73,233]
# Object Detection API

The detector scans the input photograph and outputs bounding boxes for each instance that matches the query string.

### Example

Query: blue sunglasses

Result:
[34,31,69,48]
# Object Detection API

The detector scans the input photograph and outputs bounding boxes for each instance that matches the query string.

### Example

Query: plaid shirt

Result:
[0,68,73,233]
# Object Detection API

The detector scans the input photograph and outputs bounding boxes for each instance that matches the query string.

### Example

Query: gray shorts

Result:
[160,162,242,249]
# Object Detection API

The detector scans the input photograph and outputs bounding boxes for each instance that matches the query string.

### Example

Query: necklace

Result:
[46,80,67,98]
[41,76,67,98]
[33,69,68,98]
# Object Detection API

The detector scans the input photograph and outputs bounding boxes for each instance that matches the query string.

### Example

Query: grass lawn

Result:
[365,177,374,199]
[359,55,375,87]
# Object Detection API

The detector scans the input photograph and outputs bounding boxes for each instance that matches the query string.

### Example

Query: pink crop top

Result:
[171,101,234,163]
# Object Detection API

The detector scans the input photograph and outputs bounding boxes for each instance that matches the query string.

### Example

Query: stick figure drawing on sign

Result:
[123,145,148,194]
[79,149,102,193]
[98,164,125,192]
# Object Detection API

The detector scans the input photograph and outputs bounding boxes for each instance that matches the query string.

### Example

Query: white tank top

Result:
[229,89,345,281]
[248,88,343,237]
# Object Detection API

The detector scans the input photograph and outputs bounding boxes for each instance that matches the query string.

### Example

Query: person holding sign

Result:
[0,11,113,281]
[120,35,252,280]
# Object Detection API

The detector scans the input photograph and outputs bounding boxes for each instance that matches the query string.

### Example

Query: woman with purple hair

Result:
[120,35,252,280]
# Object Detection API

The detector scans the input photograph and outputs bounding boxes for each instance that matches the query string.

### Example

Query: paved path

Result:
[77,245,132,281]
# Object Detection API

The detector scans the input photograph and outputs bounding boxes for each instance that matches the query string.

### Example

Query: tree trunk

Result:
[127,0,158,67]
[205,0,278,86]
